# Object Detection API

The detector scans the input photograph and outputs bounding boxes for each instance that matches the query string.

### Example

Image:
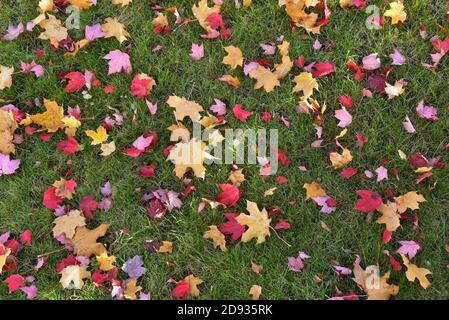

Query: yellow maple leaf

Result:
[68,224,110,257]
[101,18,129,44]
[236,201,271,244]
[38,14,68,47]
[152,12,169,27]
[85,125,108,145]
[249,66,280,93]
[394,191,426,213]
[274,55,293,79]
[0,109,18,154]
[249,285,262,300]
[30,99,64,132]
[285,0,320,34]
[39,0,54,12]
[96,252,116,271]
[167,95,204,122]
[401,254,431,289]
[112,0,132,7]
[329,148,353,169]
[0,65,14,90]
[203,225,227,251]
[100,141,116,156]
[220,74,241,88]
[303,181,326,200]
[167,138,209,179]
[292,72,318,98]
[192,0,221,32]
[228,169,245,184]
[124,279,142,300]
[222,46,244,69]
[0,245,11,274]
[68,0,93,9]
[59,265,91,289]
[277,40,290,57]
[53,179,76,199]
[184,275,204,297]
[52,210,86,239]
[376,202,401,232]
[62,116,81,129]
[384,1,407,25]
[353,262,399,300]
[157,241,173,253]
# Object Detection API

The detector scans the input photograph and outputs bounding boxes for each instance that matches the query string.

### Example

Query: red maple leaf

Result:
[172,281,190,299]
[20,229,31,245]
[130,75,153,99]
[312,62,335,77]
[43,187,64,209]
[55,255,79,273]
[79,195,98,219]
[219,213,245,241]
[216,184,240,206]
[232,104,253,122]
[57,137,79,154]
[354,190,382,212]
[3,274,25,293]
[64,72,86,93]
[340,167,357,179]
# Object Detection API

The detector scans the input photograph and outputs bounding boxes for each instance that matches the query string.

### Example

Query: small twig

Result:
[37,247,65,258]
[269,226,292,247]
[173,19,198,32]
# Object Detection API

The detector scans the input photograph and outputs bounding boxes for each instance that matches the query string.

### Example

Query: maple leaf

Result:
[57,136,79,154]
[94,253,116,271]
[249,65,281,92]
[0,65,14,90]
[190,43,205,60]
[192,0,221,32]
[303,181,326,200]
[219,74,241,88]
[38,0,54,13]
[0,245,11,274]
[124,279,142,300]
[384,1,407,25]
[222,46,244,69]
[397,241,421,259]
[355,190,382,213]
[112,0,132,6]
[249,285,262,300]
[43,186,64,209]
[38,14,68,47]
[228,169,245,184]
[394,191,426,213]
[274,55,293,79]
[376,202,401,231]
[85,125,108,145]
[329,148,353,169]
[172,281,190,299]
[152,12,169,28]
[130,73,155,99]
[312,62,335,77]
[216,184,240,206]
[236,201,271,244]
[103,50,132,75]
[232,104,253,122]
[219,213,245,241]
[79,195,98,219]
[64,72,86,93]
[167,95,204,122]
[101,18,129,44]
[285,0,321,34]
[68,224,110,257]
[68,0,93,10]
[204,225,227,251]
[184,274,204,297]
[59,265,91,289]
[3,274,25,293]
[251,261,263,273]
[401,254,431,289]
[0,154,20,176]
[100,141,116,156]
[0,109,17,154]
[292,72,318,98]
[167,138,209,179]
[30,99,64,133]
[353,260,399,300]
[52,210,86,239]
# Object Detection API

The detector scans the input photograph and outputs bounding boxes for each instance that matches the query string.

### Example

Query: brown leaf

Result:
[68,224,110,257]
[203,225,227,252]
[52,210,86,239]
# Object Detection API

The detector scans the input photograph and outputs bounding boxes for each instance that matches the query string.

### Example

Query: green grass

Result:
[0,0,448,300]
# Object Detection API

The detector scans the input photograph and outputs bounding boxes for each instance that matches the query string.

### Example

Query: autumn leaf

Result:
[354,190,382,213]
[167,95,204,122]
[401,254,431,289]
[303,181,326,200]
[249,65,281,92]
[384,1,407,25]
[52,210,86,239]
[68,0,93,10]
[29,99,64,133]
[376,202,401,231]
[292,72,318,98]
[184,274,204,297]
[249,285,262,300]
[0,109,18,154]
[124,279,142,300]
[394,191,426,213]
[101,18,129,44]
[236,201,271,244]
[68,224,110,257]
[0,65,14,90]
[38,14,68,47]
[203,225,227,251]
[329,148,353,169]
[100,141,116,156]
[130,73,156,99]
[59,265,91,289]
[222,46,244,69]
[192,0,221,32]
[353,261,399,300]
[167,138,209,179]
[64,72,86,93]
[228,169,245,184]
[85,126,108,145]
[96,252,116,271]
[112,0,132,7]
[0,245,11,274]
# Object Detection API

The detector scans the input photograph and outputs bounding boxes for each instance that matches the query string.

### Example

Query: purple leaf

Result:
[20,285,38,300]
[335,107,352,128]
[85,23,105,41]
[190,43,204,60]
[375,166,388,182]
[389,49,406,65]
[146,100,158,115]
[0,154,21,176]
[362,53,381,70]
[3,23,24,41]
[416,100,438,121]
[210,99,226,116]
[287,251,311,272]
[122,256,146,279]
[103,50,132,75]
[397,240,421,259]
[100,181,112,197]
[259,43,276,55]
[402,115,416,133]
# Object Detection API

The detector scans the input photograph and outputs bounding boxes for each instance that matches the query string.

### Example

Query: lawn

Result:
[0,0,448,300]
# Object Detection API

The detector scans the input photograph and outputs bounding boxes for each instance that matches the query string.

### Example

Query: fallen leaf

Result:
[68,224,110,257]
[395,191,426,213]
[59,265,91,289]
[249,285,262,300]
[236,201,271,244]
[204,225,227,251]
[222,46,244,69]
[401,254,431,289]
[52,210,86,239]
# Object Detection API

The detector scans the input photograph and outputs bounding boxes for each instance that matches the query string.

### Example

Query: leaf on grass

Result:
[167,96,204,122]
[38,14,68,47]
[167,138,209,179]
[59,265,91,289]
[401,254,431,289]
[192,0,221,32]
[249,285,262,300]
[68,224,110,257]
[236,201,271,244]
[292,72,318,98]
[303,181,326,200]
[101,18,129,44]
[184,274,204,297]
[376,202,401,231]
[52,210,86,239]
[96,252,116,271]
[394,191,426,213]
[0,66,14,90]
[124,279,142,300]
[222,46,244,69]
[353,261,399,300]
[329,148,353,169]
[30,99,64,133]
[204,225,227,251]
[85,126,108,145]
[384,1,407,25]
[249,66,280,93]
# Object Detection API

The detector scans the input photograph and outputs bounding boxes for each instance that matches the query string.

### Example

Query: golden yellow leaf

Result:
[124,279,142,300]
[376,202,401,232]
[68,224,110,257]
[167,138,209,179]
[220,74,241,88]
[203,225,227,251]
[0,109,17,154]
[167,95,204,122]
[0,66,14,90]
[236,201,271,244]
[292,72,318,98]
[274,55,293,79]
[30,99,64,133]
[243,0,252,7]
[0,245,11,274]
[249,66,280,93]
[152,12,169,27]
[101,17,129,44]
[38,14,68,47]
[394,191,426,213]
[401,254,431,289]
[157,241,173,253]
[384,1,407,25]
[264,187,277,197]
[68,0,93,9]
[85,126,108,145]
[100,141,116,156]
[329,148,353,169]
[303,181,326,200]
[249,285,262,300]
[285,0,320,34]
[62,116,81,129]
[228,169,245,184]
[192,0,221,32]
[39,0,54,12]
[112,0,132,6]
[59,265,91,289]
[415,167,433,173]
[353,262,399,300]
[339,0,353,9]
[53,210,86,239]
[96,252,116,271]
[184,274,204,297]
[222,46,244,69]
